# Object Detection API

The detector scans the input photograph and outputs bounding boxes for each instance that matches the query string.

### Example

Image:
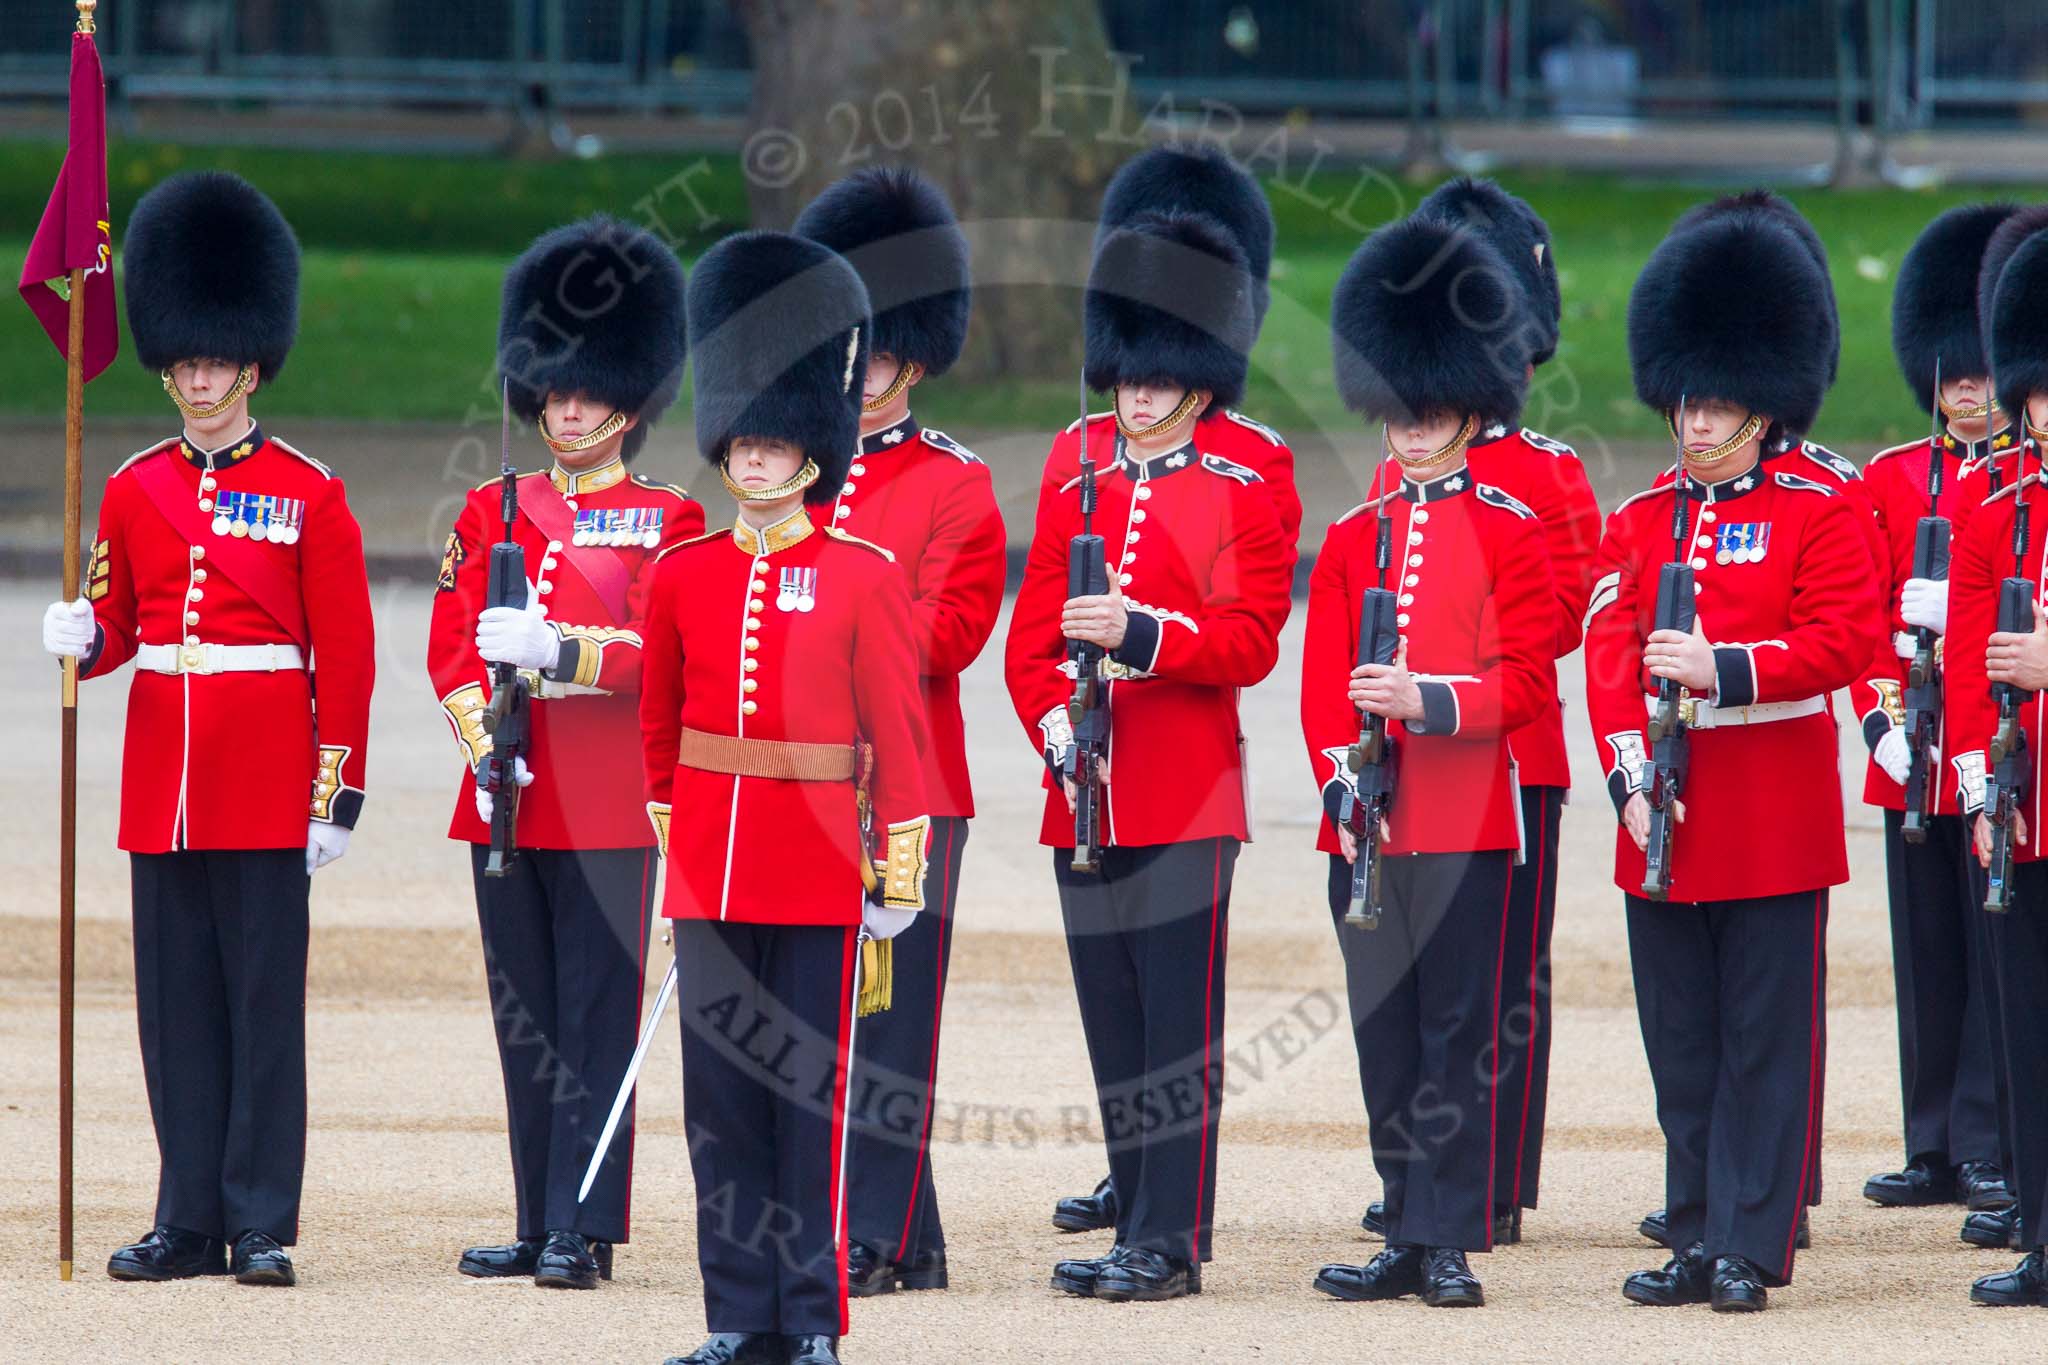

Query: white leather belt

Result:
[1646,693,1825,730]
[135,642,304,675]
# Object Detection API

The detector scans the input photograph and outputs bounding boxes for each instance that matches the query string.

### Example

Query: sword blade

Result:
[577,953,679,1204]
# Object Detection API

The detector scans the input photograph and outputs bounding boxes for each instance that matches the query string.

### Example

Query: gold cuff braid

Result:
[646,802,672,858]
[309,744,350,821]
[874,815,931,912]
[440,683,491,768]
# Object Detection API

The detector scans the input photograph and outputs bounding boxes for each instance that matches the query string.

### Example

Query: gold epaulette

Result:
[112,437,181,479]
[652,527,728,563]
[824,526,896,562]
[631,474,695,499]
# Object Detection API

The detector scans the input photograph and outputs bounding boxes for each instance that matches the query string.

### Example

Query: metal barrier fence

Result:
[2,1,2048,130]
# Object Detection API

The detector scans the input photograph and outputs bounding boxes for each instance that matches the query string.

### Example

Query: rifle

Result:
[479,378,531,878]
[1643,397,1697,900]
[1902,359,1947,843]
[1339,481,1401,929]
[1064,375,1110,873]
[1985,432,2035,911]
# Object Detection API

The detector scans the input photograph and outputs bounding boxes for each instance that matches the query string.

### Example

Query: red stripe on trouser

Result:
[1485,857,1512,1245]
[1783,891,1825,1277]
[1509,800,1548,1207]
[1193,839,1222,1261]
[894,818,958,1257]
[831,926,856,1334]
[619,848,652,1241]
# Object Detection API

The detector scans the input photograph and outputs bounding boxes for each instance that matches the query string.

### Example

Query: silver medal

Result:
[211,514,231,537]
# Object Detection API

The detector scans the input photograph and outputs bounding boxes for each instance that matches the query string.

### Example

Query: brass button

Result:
[743,657,759,672]
[192,569,207,583]
[187,588,203,603]
[744,637,760,652]
[749,599,764,614]
[190,546,205,560]
[184,633,200,646]
[742,678,758,693]
[197,498,214,512]
[745,618,761,632]
[741,699,758,716]
[184,610,200,626]
[751,580,766,595]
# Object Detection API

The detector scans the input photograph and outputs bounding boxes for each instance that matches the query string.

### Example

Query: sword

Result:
[577,948,679,1204]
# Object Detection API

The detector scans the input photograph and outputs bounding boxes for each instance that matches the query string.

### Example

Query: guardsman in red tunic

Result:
[426,217,698,1290]
[1005,181,1291,1303]
[1633,189,1874,1253]
[1586,212,1876,1313]
[1041,142,1299,1249]
[1344,180,1600,1249]
[794,168,1004,1299]
[641,231,928,1365]
[1945,206,2048,1304]
[1852,205,2023,1231]
[39,172,372,1287]
[1306,216,1555,1310]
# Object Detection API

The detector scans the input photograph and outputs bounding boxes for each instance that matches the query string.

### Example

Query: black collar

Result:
[1677,461,1765,503]
[1113,434,1199,480]
[1399,465,1474,503]
[861,416,920,455]
[1938,424,2018,464]
[1470,421,1517,450]
[179,424,263,469]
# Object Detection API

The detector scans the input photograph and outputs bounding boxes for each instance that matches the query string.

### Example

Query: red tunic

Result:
[426,458,704,848]
[823,417,1006,817]
[1301,469,1555,855]
[79,427,374,853]
[1584,464,1878,901]
[1365,424,1601,789]
[1037,408,1302,574]
[1004,433,1292,848]
[640,510,931,925]
[1852,429,2022,812]
[1944,468,2048,859]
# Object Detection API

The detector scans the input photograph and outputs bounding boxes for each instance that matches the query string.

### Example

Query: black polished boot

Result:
[897,1246,948,1291]
[1314,1245,1423,1301]
[1493,1206,1522,1246]
[1420,1247,1483,1308]
[1360,1200,1388,1238]
[1962,1206,2022,1250]
[1958,1161,2016,1212]
[1970,1250,2048,1306]
[1862,1155,1955,1207]
[1052,1175,1118,1233]
[1093,1246,1198,1302]
[1709,1255,1768,1312]
[847,1240,895,1298]
[1051,1243,1126,1297]
[458,1237,544,1278]
[1623,1241,1710,1307]
[661,1335,781,1365]
[106,1226,228,1281]
[230,1231,296,1287]
[786,1336,842,1365]
[533,1229,611,1289]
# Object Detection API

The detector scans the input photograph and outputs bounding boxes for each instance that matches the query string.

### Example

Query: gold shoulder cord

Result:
[162,365,255,421]
[1387,413,1479,476]
[1672,411,1766,470]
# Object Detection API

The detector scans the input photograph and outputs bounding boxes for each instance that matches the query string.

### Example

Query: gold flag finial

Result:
[77,1,96,35]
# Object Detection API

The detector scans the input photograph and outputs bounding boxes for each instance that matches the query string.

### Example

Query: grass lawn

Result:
[0,140,2018,449]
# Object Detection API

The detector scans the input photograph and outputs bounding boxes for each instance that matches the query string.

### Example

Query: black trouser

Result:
[1994,861,2048,1249]
[676,919,857,1337]
[1495,786,1562,1211]
[1329,850,1511,1253]
[1626,889,1828,1286]
[130,849,310,1245]
[470,844,654,1244]
[846,816,967,1265]
[1055,838,1236,1263]
[1882,810,2001,1168]
[1968,854,2018,1188]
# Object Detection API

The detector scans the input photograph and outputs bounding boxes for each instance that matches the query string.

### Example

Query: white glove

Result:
[862,904,918,941]
[43,597,96,658]
[1874,726,1912,786]
[1900,577,1948,635]
[474,755,534,822]
[306,822,350,875]
[476,584,560,672]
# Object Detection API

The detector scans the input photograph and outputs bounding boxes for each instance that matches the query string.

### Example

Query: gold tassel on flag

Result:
[858,936,893,1017]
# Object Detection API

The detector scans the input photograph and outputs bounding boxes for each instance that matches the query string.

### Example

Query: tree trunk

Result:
[735,0,1124,381]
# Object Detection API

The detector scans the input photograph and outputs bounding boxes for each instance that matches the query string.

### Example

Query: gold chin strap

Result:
[720,457,821,503]
[1388,413,1479,474]
[1114,387,1205,441]
[1939,393,1999,422]
[538,409,630,455]
[1673,411,1766,470]
[2026,417,2048,447]
[861,360,920,414]
[162,365,255,421]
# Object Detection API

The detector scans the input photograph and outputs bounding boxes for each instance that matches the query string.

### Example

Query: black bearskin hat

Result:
[1098,144,1275,331]
[686,231,871,505]
[1627,213,1834,437]
[1084,210,1257,410]
[793,166,970,377]
[1673,189,1838,384]
[498,215,688,461]
[1979,205,2048,421]
[1332,215,1533,430]
[1894,202,2021,410]
[1417,177,1561,367]
[124,171,300,382]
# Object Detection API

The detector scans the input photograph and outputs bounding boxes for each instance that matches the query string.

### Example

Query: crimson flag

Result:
[18,29,117,381]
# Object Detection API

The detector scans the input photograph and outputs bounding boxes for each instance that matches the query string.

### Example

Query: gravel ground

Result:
[0,580,2025,1363]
